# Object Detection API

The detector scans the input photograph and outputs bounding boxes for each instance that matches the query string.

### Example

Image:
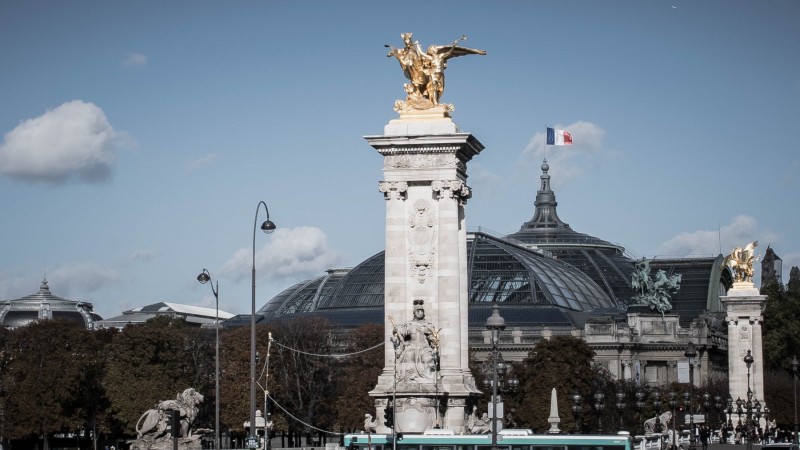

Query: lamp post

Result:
[257,333,273,450]
[572,392,583,434]
[684,341,697,448]
[616,390,625,433]
[593,391,605,434]
[251,201,276,448]
[485,302,505,450]
[726,396,733,428]
[197,269,220,450]
[793,356,799,444]
[668,392,678,450]
[636,390,646,435]
[652,390,662,436]
[744,350,754,450]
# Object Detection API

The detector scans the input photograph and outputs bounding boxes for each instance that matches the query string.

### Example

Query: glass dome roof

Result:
[258,231,618,328]
[505,160,636,303]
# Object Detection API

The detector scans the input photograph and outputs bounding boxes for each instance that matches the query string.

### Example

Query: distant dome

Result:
[0,279,101,329]
[505,160,635,303]
[259,231,618,328]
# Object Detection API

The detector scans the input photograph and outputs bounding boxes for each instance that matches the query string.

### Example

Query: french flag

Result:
[546,127,573,146]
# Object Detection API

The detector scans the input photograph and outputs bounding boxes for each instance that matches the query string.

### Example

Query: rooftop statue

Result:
[131,388,208,450]
[630,258,682,316]
[386,33,485,115]
[724,240,759,283]
[389,299,441,382]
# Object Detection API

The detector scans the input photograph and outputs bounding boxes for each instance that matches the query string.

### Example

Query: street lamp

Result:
[572,392,583,434]
[257,333,274,450]
[636,390,646,435]
[713,395,722,432]
[251,201,276,448]
[485,302,505,450]
[668,392,678,450]
[616,390,625,432]
[197,269,220,450]
[743,350,754,450]
[593,391,605,434]
[684,341,697,448]
[793,356,799,444]
[652,390,662,436]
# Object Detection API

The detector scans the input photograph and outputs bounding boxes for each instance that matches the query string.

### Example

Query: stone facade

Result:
[720,282,767,410]
[366,116,483,433]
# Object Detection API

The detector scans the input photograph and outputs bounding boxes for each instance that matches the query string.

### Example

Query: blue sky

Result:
[1,1,798,319]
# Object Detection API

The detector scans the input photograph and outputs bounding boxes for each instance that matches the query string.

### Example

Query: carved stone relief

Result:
[431,179,471,203]
[379,181,408,200]
[408,199,436,284]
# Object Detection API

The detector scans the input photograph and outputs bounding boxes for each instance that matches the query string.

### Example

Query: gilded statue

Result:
[386,33,485,114]
[724,241,759,283]
[631,258,682,316]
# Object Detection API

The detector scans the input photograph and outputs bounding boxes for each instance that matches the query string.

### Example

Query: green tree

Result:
[332,323,384,432]
[219,324,251,436]
[762,278,800,371]
[2,320,105,450]
[103,316,214,436]
[512,336,598,432]
[270,316,336,444]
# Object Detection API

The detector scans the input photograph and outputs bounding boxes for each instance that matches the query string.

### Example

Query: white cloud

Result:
[220,226,344,284]
[130,249,159,262]
[123,52,147,67]
[47,263,121,294]
[0,100,125,184]
[188,153,218,172]
[519,121,606,188]
[655,215,779,257]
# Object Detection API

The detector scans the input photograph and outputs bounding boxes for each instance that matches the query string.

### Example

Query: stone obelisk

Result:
[366,33,485,433]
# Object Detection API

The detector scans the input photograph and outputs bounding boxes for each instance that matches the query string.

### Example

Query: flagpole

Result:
[544,124,548,160]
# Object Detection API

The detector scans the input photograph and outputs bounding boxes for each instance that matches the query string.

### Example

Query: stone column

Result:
[366,116,484,433]
[720,282,767,408]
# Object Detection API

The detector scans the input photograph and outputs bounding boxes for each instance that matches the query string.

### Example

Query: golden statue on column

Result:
[386,33,485,115]
[724,240,760,283]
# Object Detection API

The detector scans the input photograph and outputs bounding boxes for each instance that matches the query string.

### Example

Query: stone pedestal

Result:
[720,281,767,407]
[365,115,483,433]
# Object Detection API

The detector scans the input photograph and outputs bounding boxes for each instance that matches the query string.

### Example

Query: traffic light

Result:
[383,404,394,428]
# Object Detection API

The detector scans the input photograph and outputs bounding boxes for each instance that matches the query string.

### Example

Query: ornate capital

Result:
[379,181,408,200]
[431,179,471,202]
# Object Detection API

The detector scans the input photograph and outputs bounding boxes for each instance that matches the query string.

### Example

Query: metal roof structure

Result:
[95,301,235,329]
[251,159,729,336]
[0,279,101,329]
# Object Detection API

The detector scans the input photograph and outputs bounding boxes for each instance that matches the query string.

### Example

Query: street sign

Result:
[246,436,259,449]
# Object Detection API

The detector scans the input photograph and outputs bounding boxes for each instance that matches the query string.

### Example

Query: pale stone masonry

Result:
[365,115,483,433]
[720,281,767,415]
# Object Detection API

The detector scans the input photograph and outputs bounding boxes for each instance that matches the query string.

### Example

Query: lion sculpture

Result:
[643,410,672,434]
[132,388,205,449]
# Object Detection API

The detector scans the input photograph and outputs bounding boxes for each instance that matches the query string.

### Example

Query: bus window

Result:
[567,446,626,450]
[532,446,565,450]
[477,446,508,450]
[422,445,455,450]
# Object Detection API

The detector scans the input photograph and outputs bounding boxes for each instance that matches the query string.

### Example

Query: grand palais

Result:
[2,161,791,390]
